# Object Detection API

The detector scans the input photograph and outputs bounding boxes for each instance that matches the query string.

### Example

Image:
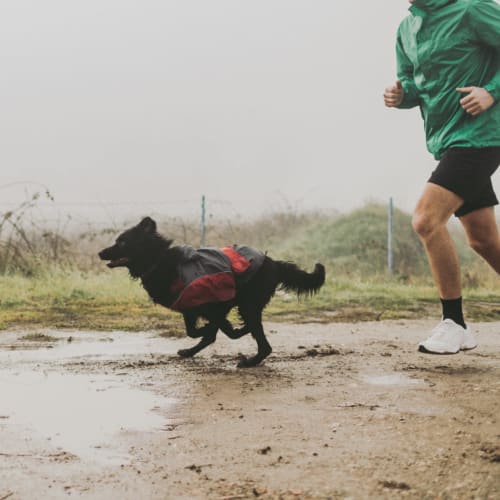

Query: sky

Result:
[1,0,498,225]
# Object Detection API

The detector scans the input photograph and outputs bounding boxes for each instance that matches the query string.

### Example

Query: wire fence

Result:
[1,183,497,284]
[0,186,321,275]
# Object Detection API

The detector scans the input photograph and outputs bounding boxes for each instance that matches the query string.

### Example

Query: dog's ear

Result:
[138,217,157,234]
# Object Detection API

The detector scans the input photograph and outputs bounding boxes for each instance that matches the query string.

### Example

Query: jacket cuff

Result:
[397,81,420,109]
[484,82,499,102]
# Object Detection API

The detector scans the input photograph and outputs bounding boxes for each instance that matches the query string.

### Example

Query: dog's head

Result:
[98,217,171,277]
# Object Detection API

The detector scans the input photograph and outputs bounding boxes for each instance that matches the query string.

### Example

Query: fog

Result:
[1,0,498,223]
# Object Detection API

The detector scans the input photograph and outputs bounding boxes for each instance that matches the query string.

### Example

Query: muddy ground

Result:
[0,320,499,499]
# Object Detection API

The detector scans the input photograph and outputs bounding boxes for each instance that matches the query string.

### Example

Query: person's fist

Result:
[456,87,495,116]
[384,80,404,107]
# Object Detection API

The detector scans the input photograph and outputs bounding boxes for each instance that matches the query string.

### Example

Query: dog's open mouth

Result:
[107,257,130,268]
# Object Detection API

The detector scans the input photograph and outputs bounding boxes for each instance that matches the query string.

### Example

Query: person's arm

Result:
[470,0,500,101]
[395,30,420,109]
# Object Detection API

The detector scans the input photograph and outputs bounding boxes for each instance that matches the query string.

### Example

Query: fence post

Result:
[200,195,206,246]
[388,197,394,276]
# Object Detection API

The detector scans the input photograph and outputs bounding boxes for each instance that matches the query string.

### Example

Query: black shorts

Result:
[428,147,500,217]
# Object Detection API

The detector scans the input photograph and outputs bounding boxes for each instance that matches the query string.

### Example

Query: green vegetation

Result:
[0,203,498,331]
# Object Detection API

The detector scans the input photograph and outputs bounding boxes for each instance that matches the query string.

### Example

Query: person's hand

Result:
[384,80,404,107]
[456,86,495,116]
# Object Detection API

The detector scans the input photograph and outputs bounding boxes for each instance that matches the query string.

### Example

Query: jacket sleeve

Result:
[395,29,420,109]
[468,0,500,101]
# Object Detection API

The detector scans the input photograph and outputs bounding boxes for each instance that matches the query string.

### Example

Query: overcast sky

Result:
[1,0,498,224]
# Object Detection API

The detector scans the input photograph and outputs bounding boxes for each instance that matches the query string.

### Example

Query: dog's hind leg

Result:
[235,312,272,368]
[237,322,272,368]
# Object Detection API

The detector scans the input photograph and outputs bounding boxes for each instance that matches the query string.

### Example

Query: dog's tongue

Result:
[107,257,129,268]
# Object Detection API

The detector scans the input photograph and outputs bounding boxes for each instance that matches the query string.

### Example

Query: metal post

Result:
[200,195,206,246]
[388,197,394,276]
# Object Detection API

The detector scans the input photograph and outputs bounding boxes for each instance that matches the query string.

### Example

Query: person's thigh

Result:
[459,206,499,245]
[414,182,463,228]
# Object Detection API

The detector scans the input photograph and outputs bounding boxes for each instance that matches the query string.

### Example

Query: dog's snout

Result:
[98,248,110,260]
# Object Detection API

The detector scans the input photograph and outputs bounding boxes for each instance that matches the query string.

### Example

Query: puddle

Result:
[0,333,182,465]
[0,370,176,465]
[0,331,179,364]
[362,373,423,387]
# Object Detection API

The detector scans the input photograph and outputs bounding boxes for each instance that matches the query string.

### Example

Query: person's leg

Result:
[415,147,499,353]
[412,183,475,353]
[412,182,464,299]
[460,206,500,274]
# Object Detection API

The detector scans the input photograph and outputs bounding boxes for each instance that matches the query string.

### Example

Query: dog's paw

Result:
[178,348,194,358]
[237,353,261,368]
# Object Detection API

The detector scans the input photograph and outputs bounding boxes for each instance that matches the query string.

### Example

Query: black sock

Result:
[440,297,466,328]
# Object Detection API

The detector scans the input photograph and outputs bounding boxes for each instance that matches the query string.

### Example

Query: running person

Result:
[384,0,500,354]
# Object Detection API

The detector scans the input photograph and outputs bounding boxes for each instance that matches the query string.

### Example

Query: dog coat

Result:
[169,245,265,311]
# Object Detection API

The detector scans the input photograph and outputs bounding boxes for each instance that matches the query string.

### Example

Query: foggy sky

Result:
[1,0,498,223]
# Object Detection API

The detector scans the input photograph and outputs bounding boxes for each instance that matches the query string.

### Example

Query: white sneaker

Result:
[461,326,477,351]
[418,319,476,354]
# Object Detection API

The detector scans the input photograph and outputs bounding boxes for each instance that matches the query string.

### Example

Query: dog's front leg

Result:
[182,312,209,338]
[217,319,250,339]
[178,312,218,358]
[177,330,217,358]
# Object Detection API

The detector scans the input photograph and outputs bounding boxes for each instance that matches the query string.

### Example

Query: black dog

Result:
[99,217,325,367]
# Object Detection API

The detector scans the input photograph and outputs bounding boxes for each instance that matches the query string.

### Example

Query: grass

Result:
[0,267,498,332]
[0,269,184,334]
[0,204,498,332]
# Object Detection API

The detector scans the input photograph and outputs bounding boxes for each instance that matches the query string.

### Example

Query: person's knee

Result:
[412,210,439,239]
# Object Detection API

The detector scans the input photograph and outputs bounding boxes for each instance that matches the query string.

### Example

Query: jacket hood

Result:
[410,0,456,11]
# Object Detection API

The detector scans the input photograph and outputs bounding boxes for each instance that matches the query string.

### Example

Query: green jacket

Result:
[396,0,500,159]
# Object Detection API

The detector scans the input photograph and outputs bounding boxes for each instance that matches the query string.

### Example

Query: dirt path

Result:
[0,320,499,499]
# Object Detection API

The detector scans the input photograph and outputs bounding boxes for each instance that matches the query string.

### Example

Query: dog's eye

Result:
[117,240,126,247]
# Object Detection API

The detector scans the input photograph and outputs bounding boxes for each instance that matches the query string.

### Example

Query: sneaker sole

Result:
[460,345,477,351]
[418,345,460,355]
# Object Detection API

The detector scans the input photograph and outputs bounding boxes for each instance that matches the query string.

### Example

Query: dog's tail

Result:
[276,261,325,296]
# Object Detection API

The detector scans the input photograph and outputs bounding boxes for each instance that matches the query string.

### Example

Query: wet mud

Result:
[0,321,499,499]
